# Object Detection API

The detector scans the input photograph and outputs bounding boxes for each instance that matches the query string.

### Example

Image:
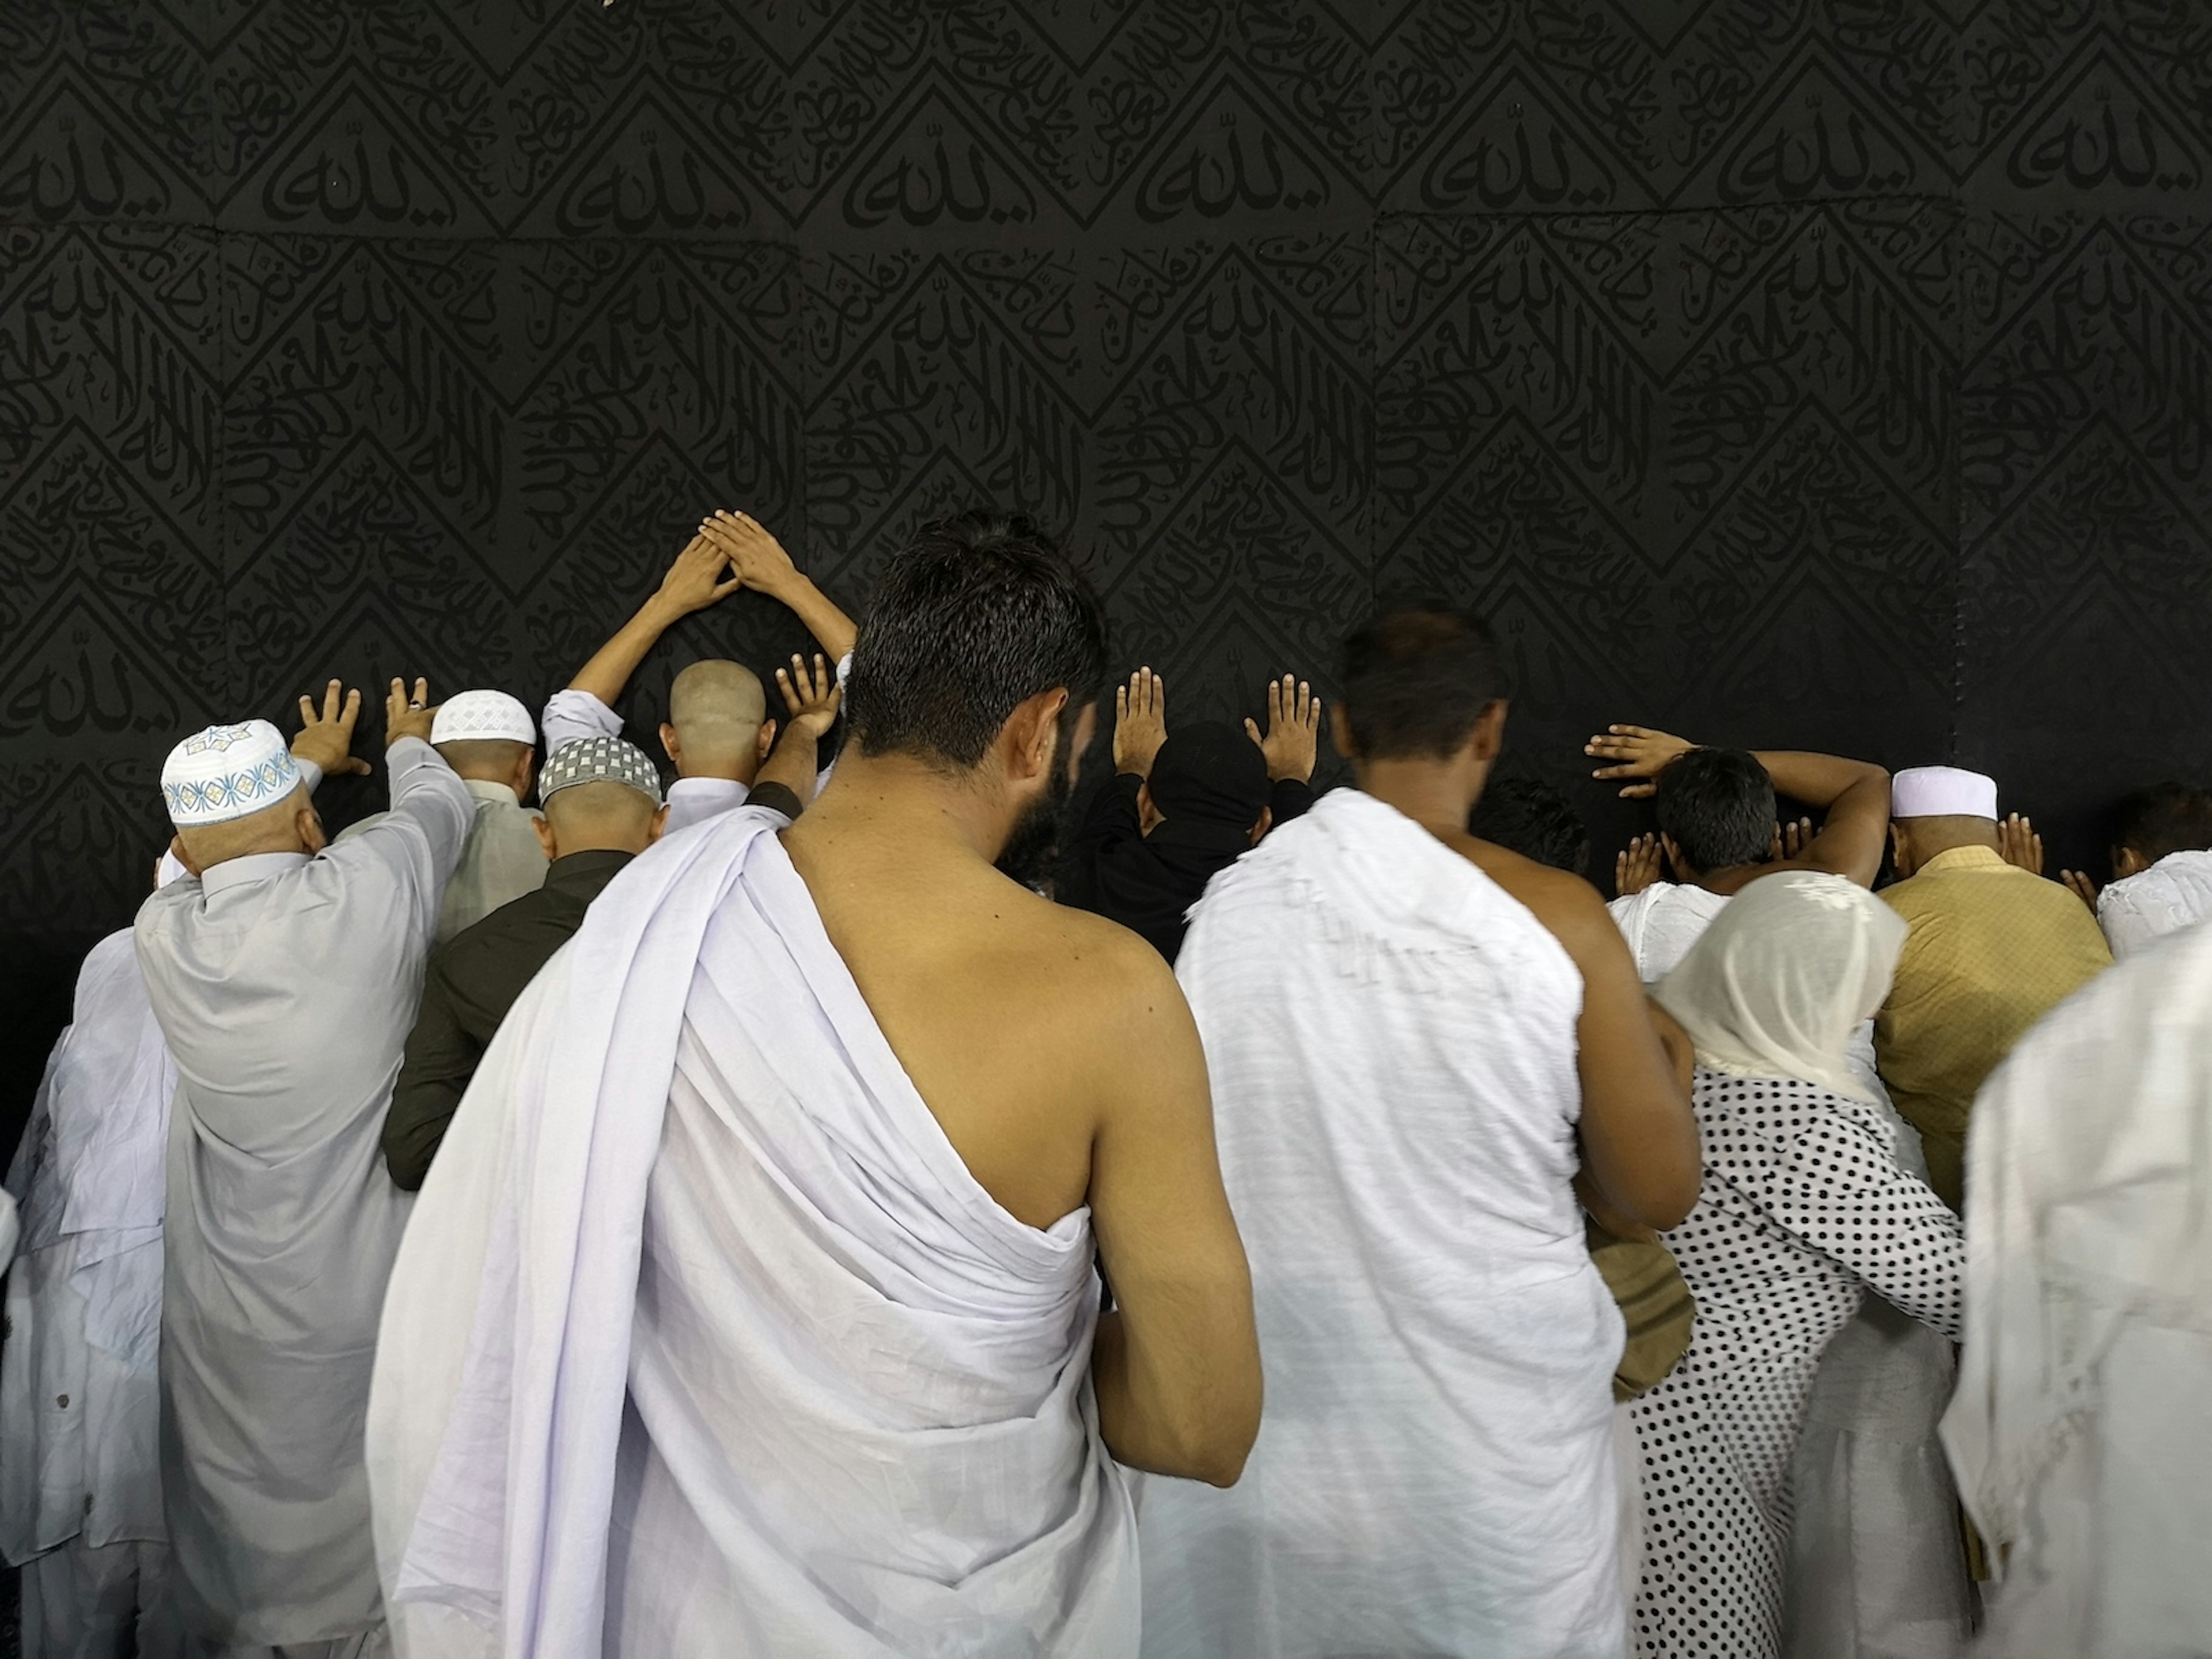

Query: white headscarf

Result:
[1654,871,1907,1101]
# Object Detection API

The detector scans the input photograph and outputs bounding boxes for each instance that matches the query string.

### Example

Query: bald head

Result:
[660,659,771,783]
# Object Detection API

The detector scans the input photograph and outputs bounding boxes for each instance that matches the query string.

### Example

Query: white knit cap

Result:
[430,689,537,747]
[1892,765,1998,820]
[160,721,302,827]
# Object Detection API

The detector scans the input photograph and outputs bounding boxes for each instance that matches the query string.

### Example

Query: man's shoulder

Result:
[1453,831,1610,934]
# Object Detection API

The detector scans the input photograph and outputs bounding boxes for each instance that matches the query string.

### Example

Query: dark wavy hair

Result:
[843,510,1108,768]
[1654,747,1775,873]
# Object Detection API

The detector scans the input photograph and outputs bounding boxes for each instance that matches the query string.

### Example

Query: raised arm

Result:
[1086,946,1261,1486]
[565,534,744,711]
[749,653,842,815]
[698,510,858,663]
[1588,725,1891,888]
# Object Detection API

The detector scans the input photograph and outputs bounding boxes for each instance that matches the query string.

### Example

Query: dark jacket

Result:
[382,848,632,1189]
[1056,772,1315,963]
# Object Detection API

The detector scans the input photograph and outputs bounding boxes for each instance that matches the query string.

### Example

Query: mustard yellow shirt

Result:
[1875,844,2112,1209]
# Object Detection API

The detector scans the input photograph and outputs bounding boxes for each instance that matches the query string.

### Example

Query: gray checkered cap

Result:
[539,736,664,806]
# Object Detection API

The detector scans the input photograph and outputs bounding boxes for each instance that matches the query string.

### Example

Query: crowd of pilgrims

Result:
[5,507,2211,1659]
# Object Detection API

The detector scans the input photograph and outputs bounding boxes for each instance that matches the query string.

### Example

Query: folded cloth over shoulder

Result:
[369,806,1137,1658]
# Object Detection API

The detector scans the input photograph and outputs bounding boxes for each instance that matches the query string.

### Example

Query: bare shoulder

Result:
[1446,828,1616,953]
[1013,887,1185,1017]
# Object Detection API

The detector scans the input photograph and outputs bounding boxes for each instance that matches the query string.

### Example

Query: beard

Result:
[994,760,1074,891]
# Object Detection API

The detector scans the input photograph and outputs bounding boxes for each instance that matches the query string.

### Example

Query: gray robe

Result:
[134,737,469,1646]
[339,777,547,942]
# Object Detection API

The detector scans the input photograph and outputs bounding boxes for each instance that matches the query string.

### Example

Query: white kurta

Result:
[2096,848,2212,962]
[1138,787,1624,1659]
[3,929,177,1659]
[134,738,470,1646]
[342,778,547,941]
[1941,917,2212,1658]
[368,806,1137,1657]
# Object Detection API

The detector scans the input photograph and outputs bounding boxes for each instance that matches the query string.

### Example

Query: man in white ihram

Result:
[368,511,1262,1657]
[1138,607,1701,1659]
[137,679,469,1658]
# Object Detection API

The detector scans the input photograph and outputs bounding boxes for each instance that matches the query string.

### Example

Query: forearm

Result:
[1749,750,1885,810]
[764,573,857,662]
[1090,1305,1258,1487]
[567,593,684,704]
[751,732,821,805]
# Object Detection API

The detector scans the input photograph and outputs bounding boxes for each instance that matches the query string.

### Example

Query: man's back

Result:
[135,744,467,1645]
[1877,844,2112,1207]
[1139,788,1627,1659]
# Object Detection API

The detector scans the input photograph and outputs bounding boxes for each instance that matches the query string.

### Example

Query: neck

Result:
[1355,757,1485,840]
[451,768,516,791]
[549,838,641,859]
[679,751,759,786]
[796,750,1013,865]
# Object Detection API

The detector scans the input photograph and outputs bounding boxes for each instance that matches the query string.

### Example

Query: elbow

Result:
[1636,1177,1699,1233]
[381,1127,427,1191]
[1157,1397,1262,1488]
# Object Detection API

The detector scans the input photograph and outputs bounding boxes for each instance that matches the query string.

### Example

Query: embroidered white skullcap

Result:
[160,721,301,828]
[430,689,537,747]
[1892,765,1998,820]
[539,736,663,806]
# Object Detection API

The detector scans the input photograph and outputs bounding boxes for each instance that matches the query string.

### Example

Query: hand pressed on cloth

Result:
[1586,724,1692,799]
[291,679,372,778]
[1247,673,1320,784]
[1115,668,1168,779]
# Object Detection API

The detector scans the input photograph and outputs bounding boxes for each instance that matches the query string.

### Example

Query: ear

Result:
[1468,699,1509,762]
[2115,845,2148,878]
[1248,804,1274,847]
[1658,833,1684,878]
[647,804,671,846]
[1329,702,1356,761]
[1005,688,1070,783]
[756,719,777,762]
[514,751,537,802]
[170,832,203,878]
[659,723,681,766]
[532,813,559,862]
[1888,821,1908,874]
[298,805,328,857]
[1066,701,1099,785]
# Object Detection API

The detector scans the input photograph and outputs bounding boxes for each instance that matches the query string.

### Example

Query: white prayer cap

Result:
[1892,765,1998,820]
[539,736,664,806]
[431,690,536,747]
[160,721,301,828]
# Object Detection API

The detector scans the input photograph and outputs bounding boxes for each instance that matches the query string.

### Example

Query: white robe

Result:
[134,737,471,1646]
[2,931,174,1608]
[1138,787,1625,1659]
[368,806,1137,1658]
[2096,849,2212,963]
[1941,918,2212,1657]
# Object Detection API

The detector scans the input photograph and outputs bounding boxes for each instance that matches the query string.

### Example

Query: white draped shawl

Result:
[1941,918,2212,1654]
[368,806,1135,1658]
